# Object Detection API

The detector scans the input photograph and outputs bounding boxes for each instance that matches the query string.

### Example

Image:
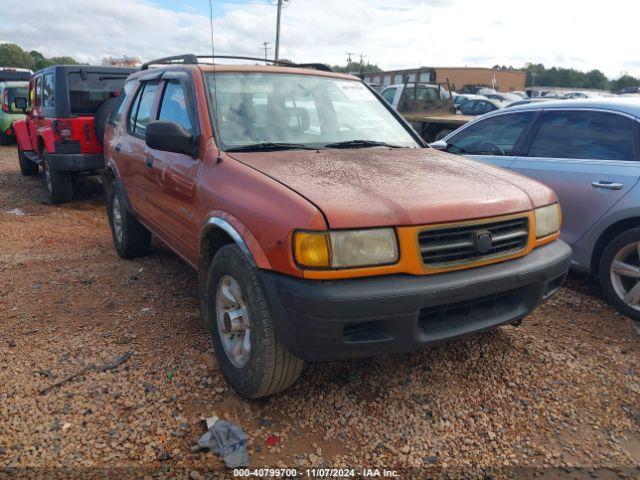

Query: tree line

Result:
[0,43,79,71]
[0,42,638,93]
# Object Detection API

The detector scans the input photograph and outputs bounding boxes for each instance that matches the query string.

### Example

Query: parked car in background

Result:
[457,98,506,116]
[453,93,486,109]
[380,82,450,109]
[431,98,640,322]
[484,92,522,103]
[505,97,563,108]
[0,80,28,144]
[102,54,570,398]
[13,65,136,203]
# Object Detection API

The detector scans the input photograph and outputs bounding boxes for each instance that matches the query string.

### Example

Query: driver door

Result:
[444,110,537,169]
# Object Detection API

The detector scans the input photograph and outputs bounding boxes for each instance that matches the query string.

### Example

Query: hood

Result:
[228,147,556,229]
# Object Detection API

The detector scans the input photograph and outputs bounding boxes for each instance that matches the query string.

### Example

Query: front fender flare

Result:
[200,213,271,270]
[13,119,33,151]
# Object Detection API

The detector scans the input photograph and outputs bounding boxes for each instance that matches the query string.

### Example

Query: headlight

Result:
[534,203,560,238]
[294,228,399,269]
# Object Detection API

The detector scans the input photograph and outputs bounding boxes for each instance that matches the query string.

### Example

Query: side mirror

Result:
[430,139,448,151]
[14,97,27,112]
[145,121,194,156]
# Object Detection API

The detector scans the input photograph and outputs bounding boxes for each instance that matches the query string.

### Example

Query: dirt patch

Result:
[0,145,638,478]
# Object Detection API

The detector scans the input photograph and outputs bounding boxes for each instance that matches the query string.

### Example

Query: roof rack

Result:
[140,54,334,72]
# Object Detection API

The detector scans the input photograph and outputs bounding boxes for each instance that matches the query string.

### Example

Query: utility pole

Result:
[261,42,271,61]
[346,52,355,73]
[274,0,283,61]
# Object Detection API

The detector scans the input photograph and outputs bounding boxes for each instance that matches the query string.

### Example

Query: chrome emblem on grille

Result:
[475,231,493,254]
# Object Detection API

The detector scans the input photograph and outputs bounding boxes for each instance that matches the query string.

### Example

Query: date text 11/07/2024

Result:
[233,468,400,477]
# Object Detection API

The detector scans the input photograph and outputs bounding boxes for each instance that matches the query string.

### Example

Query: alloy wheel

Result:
[610,241,640,311]
[112,196,124,244]
[215,275,251,368]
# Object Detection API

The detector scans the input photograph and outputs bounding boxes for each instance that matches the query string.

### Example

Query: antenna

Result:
[209,0,222,162]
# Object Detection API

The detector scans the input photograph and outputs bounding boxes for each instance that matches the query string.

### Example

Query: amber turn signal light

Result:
[294,232,330,268]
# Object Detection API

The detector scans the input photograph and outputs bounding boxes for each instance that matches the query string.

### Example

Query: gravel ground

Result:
[0,144,639,479]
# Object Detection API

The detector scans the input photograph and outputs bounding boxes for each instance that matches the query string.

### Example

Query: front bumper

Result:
[47,153,104,173]
[260,240,571,361]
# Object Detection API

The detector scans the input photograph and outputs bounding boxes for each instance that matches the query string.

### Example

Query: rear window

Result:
[68,72,129,115]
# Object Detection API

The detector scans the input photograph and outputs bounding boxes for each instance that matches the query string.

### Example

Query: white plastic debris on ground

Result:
[7,208,25,216]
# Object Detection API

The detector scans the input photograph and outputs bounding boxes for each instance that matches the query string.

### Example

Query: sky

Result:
[0,0,637,79]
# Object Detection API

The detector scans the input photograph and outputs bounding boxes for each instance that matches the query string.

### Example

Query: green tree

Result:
[29,50,53,70]
[611,74,640,92]
[332,61,381,74]
[49,56,79,65]
[0,43,35,70]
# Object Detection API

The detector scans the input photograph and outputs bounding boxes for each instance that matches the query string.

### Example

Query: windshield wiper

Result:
[225,142,319,152]
[323,139,405,149]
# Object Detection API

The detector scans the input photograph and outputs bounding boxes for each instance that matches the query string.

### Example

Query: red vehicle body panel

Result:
[228,148,556,229]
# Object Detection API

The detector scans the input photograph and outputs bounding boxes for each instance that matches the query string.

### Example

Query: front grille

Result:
[418,216,529,266]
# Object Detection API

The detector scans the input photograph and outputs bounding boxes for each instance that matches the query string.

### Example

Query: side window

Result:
[529,110,637,161]
[42,73,55,108]
[447,111,535,156]
[109,80,135,125]
[380,87,397,105]
[32,77,41,109]
[158,81,193,134]
[127,81,159,138]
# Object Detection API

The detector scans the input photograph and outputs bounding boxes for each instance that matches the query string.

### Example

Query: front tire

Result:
[206,244,303,398]
[18,148,38,176]
[106,186,151,259]
[43,151,74,204]
[599,228,640,322]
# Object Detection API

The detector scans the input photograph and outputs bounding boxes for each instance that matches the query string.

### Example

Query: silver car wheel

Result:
[112,196,124,244]
[610,241,640,311]
[215,275,251,368]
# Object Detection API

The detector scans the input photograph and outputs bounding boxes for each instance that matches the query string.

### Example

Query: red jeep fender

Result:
[35,126,55,154]
[13,119,33,151]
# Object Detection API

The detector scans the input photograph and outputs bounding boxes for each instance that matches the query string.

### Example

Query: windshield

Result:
[68,72,129,114]
[205,72,419,149]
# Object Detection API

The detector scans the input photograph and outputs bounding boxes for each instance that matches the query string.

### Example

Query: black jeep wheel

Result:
[106,185,151,259]
[205,244,304,398]
[42,151,74,204]
[18,148,38,176]
[94,97,120,146]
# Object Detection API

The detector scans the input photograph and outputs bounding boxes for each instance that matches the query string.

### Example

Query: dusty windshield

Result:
[205,72,419,149]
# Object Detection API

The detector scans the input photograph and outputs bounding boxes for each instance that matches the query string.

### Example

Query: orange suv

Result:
[102,55,571,398]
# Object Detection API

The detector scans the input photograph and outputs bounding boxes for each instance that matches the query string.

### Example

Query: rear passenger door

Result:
[119,80,160,216]
[511,109,640,246]
[445,111,536,169]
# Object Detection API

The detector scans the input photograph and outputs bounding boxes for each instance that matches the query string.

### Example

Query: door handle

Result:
[591,181,623,190]
[115,143,121,152]
[145,157,153,169]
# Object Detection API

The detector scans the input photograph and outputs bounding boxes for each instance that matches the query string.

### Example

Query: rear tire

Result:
[206,244,304,398]
[94,97,120,146]
[106,185,151,259]
[43,151,74,204]
[599,228,640,322]
[18,148,38,176]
